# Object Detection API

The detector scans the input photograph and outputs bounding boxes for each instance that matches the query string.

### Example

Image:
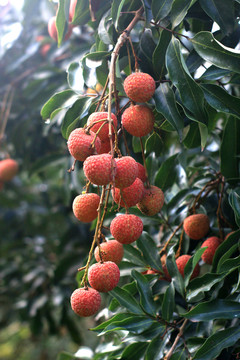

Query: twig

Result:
[160,221,184,256]
[164,319,188,360]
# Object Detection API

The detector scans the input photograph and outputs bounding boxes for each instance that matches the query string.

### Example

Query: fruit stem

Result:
[95,76,109,112]
[67,159,76,172]
[127,36,139,72]
[140,137,150,187]
[160,221,184,256]
[175,229,184,258]
[164,318,188,360]
[151,21,190,40]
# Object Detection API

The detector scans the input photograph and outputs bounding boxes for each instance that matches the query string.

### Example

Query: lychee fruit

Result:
[122,105,155,137]
[69,0,77,22]
[48,16,72,42]
[137,185,164,216]
[67,128,101,161]
[70,287,101,317]
[183,214,210,240]
[110,214,143,244]
[115,156,138,188]
[123,72,155,103]
[137,163,147,183]
[88,261,120,292]
[94,240,124,264]
[112,177,144,208]
[87,112,117,142]
[98,138,111,154]
[201,236,221,264]
[83,154,116,186]
[176,254,200,280]
[0,159,18,182]
[72,193,100,222]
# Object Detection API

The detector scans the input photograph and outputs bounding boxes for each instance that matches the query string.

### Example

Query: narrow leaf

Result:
[109,287,143,314]
[137,232,163,271]
[162,282,175,322]
[155,154,178,191]
[170,0,192,28]
[41,90,76,120]
[132,270,157,316]
[151,0,174,22]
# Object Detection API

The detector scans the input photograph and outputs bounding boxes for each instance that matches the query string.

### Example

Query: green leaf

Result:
[200,65,231,80]
[29,154,67,177]
[98,316,155,335]
[61,97,93,139]
[193,327,240,360]
[161,282,175,322]
[72,0,90,26]
[144,334,167,360]
[191,31,240,74]
[154,83,184,139]
[153,30,172,79]
[91,313,128,332]
[111,0,126,30]
[199,0,235,35]
[57,352,79,360]
[166,37,207,124]
[229,190,240,227]
[218,255,240,273]
[41,90,77,120]
[166,248,185,297]
[56,0,71,46]
[155,154,178,191]
[145,133,163,156]
[170,0,192,28]
[151,0,174,22]
[184,247,206,287]
[212,230,240,272]
[137,232,163,271]
[140,29,156,65]
[170,349,187,360]
[109,287,144,314]
[123,244,146,266]
[217,244,239,273]
[183,122,201,149]
[182,300,240,321]
[131,270,157,316]
[119,342,148,360]
[220,116,240,179]
[201,84,240,119]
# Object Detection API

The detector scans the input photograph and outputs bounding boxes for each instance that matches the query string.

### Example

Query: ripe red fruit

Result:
[83,154,116,186]
[122,105,155,137]
[176,255,200,280]
[69,0,77,22]
[112,177,144,208]
[137,163,147,183]
[137,185,164,216]
[183,214,210,240]
[72,193,100,222]
[201,236,221,264]
[98,138,111,154]
[123,72,155,103]
[88,261,120,292]
[0,159,18,182]
[110,214,143,244]
[70,287,101,317]
[115,156,138,188]
[48,16,72,42]
[94,240,124,264]
[87,112,117,142]
[67,128,101,161]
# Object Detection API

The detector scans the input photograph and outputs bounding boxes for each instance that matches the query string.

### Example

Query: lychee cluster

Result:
[0,158,18,190]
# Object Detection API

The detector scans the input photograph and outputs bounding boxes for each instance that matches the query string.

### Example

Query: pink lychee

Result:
[110,214,143,244]
[70,287,101,317]
[137,185,164,216]
[67,128,101,161]
[122,105,155,137]
[72,193,100,222]
[115,156,138,188]
[88,261,120,292]
[123,72,156,103]
[112,177,144,208]
[94,240,124,264]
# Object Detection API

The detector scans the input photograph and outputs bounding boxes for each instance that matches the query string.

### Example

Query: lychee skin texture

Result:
[0,159,18,182]
[67,128,101,161]
[83,154,116,186]
[123,72,155,103]
[72,193,100,222]
[94,240,124,265]
[201,237,221,264]
[48,16,72,42]
[176,255,200,280]
[88,261,120,292]
[115,156,138,188]
[98,138,111,154]
[87,112,117,142]
[70,287,101,317]
[137,163,147,183]
[110,214,143,244]
[122,105,155,137]
[183,214,210,240]
[137,185,164,216]
[112,177,144,208]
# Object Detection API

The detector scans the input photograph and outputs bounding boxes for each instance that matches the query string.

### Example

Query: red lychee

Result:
[201,236,221,264]
[0,159,18,182]
[67,128,101,161]
[69,0,77,22]
[48,16,72,42]
[88,261,120,292]
[98,138,111,154]
[137,163,147,183]
[137,185,164,216]
[87,112,117,142]
[176,255,200,280]
[110,214,143,244]
[183,214,210,240]
[122,105,155,137]
[83,154,116,186]
[123,72,155,103]
[112,177,144,208]
[94,240,124,264]
[70,287,101,317]
[72,193,100,222]
[115,156,138,188]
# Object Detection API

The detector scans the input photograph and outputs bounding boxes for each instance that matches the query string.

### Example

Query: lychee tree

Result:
[1,0,240,359]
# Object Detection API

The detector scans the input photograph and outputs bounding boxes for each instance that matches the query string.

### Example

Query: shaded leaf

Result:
[109,287,144,314]
[132,270,157,316]
[170,0,192,28]
[137,232,163,271]
[155,154,178,191]
[56,0,71,46]
[153,30,172,78]
[151,0,174,22]
[161,282,175,322]
[72,0,90,26]
[212,230,240,272]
